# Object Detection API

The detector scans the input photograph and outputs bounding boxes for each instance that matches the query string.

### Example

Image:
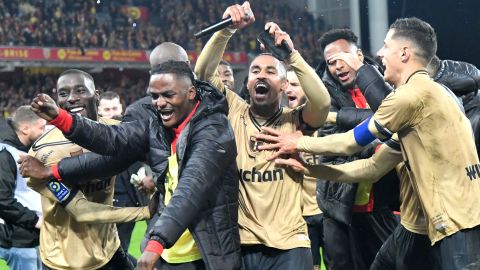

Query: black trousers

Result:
[304,213,325,267]
[42,246,134,270]
[241,245,313,270]
[370,224,435,270]
[433,225,480,270]
[323,208,398,270]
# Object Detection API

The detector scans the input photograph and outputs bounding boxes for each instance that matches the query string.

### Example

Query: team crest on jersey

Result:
[249,136,265,152]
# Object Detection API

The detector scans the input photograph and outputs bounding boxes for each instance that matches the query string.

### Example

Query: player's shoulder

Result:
[98,117,120,125]
[31,127,70,153]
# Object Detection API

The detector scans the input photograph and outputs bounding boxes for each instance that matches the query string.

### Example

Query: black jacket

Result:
[433,59,480,96]
[0,120,40,248]
[315,61,398,225]
[433,59,480,158]
[57,81,241,270]
[463,93,480,158]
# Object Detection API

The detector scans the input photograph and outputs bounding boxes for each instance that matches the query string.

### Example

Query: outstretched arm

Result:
[19,152,140,185]
[27,179,151,223]
[31,94,149,156]
[276,140,402,183]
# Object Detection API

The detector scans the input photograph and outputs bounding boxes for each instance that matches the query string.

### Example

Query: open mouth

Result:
[287,95,297,102]
[67,106,85,115]
[159,110,174,121]
[255,81,270,95]
[337,71,350,82]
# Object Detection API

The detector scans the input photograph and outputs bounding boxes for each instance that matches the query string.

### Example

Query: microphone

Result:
[194,18,233,39]
[194,11,252,39]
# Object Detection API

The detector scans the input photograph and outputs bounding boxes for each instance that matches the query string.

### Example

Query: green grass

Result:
[1,221,327,269]
[128,220,148,258]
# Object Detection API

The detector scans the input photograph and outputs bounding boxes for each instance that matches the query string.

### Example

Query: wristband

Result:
[51,164,62,181]
[145,240,164,255]
[49,109,73,133]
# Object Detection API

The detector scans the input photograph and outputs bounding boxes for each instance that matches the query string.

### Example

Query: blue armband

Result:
[353,117,376,146]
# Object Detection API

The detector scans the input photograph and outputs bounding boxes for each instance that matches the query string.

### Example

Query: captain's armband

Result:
[353,117,376,146]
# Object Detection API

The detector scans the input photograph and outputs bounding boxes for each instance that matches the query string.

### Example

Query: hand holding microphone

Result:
[194,1,255,39]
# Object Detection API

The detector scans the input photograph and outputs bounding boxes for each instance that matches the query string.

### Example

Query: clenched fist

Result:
[18,154,53,180]
[31,94,60,121]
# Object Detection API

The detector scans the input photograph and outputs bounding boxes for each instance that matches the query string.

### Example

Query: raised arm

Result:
[30,94,149,156]
[288,50,331,129]
[194,2,254,93]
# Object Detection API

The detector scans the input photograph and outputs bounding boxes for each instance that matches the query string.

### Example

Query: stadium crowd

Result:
[0,0,324,58]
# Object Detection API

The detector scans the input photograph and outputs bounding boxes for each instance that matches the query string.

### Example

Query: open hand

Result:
[255,127,302,161]
[31,94,59,121]
[263,22,296,55]
[18,154,52,180]
[327,51,364,71]
[274,155,308,174]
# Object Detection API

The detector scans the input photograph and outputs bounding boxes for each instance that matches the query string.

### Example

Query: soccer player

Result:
[257,17,480,270]
[194,2,330,269]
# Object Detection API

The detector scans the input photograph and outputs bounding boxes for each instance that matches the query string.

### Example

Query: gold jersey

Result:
[373,72,480,244]
[194,28,330,250]
[227,90,310,249]
[396,163,427,235]
[300,150,322,216]
[28,117,122,270]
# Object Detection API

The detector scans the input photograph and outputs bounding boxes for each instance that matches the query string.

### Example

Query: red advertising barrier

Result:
[0,47,248,65]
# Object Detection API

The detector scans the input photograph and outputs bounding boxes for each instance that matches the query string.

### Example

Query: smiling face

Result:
[148,73,196,129]
[217,64,234,91]
[285,71,305,108]
[324,39,363,89]
[247,54,287,114]
[56,73,99,120]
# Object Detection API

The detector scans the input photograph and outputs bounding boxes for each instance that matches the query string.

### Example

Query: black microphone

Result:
[194,17,233,39]
[194,11,252,39]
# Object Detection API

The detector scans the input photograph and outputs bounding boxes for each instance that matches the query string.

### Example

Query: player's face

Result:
[285,71,306,108]
[56,74,99,120]
[324,39,362,90]
[98,98,123,119]
[217,64,235,91]
[377,29,403,87]
[27,118,47,145]
[247,55,287,111]
[148,73,196,129]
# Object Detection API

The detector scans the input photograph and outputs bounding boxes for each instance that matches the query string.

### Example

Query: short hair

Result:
[150,60,195,84]
[389,17,437,65]
[251,53,287,79]
[11,105,42,131]
[318,28,359,53]
[219,60,231,67]
[59,69,95,85]
[426,55,441,77]
[99,91,120,101]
